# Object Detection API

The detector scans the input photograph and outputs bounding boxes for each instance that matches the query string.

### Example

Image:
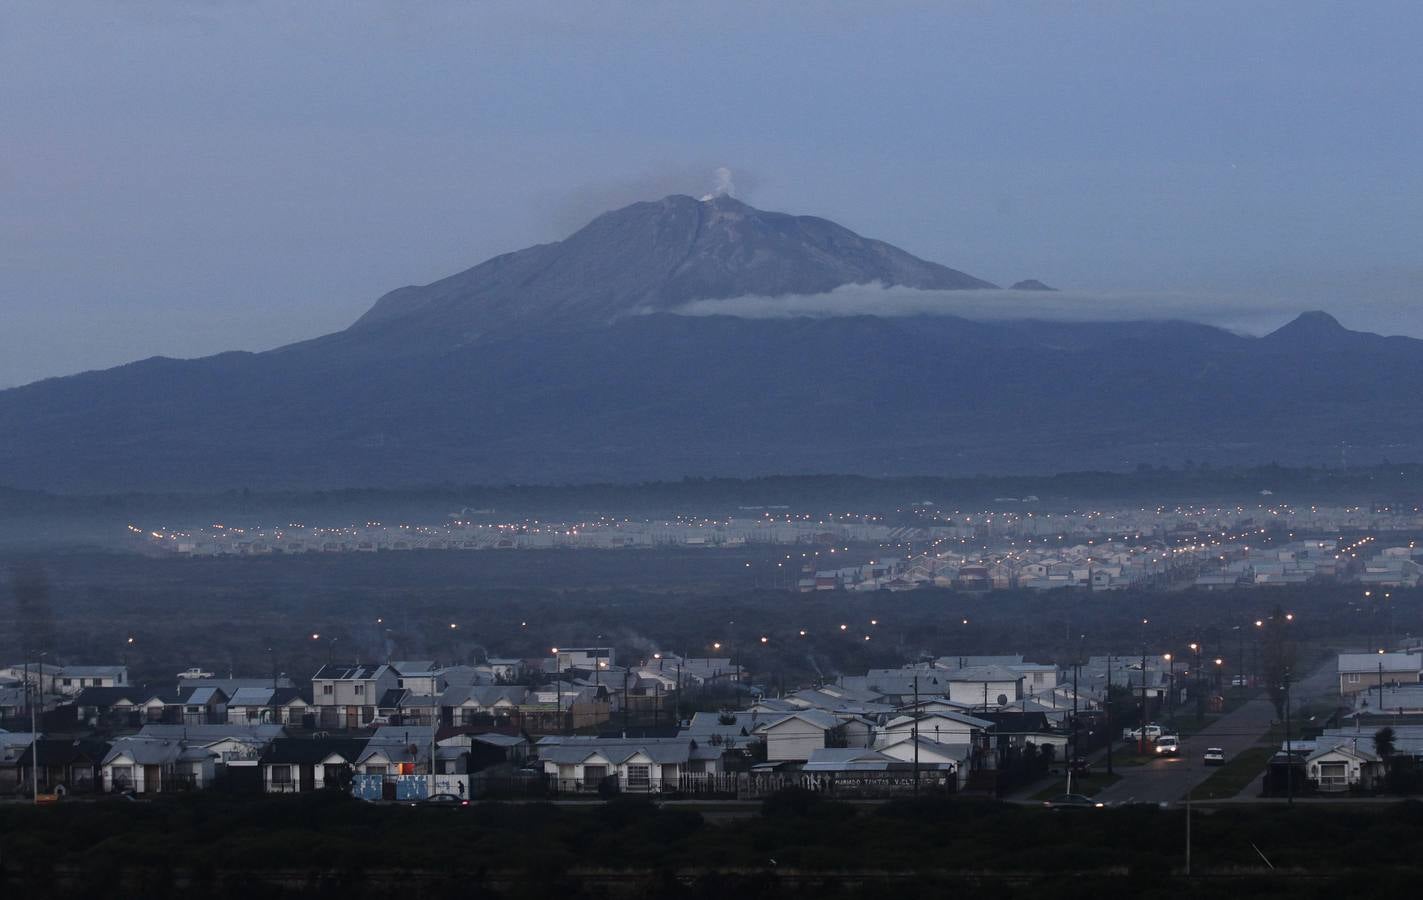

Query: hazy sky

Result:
[4,2,1422,387]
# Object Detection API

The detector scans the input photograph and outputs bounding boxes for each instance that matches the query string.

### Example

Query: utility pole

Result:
[1284,670,1294,806]
[1071,659,1079,768]
[913,674,920,797]
[1105,651,1114,775]
[31,649,45,804]
[30,683,39,803]
[1139,647,1148,756]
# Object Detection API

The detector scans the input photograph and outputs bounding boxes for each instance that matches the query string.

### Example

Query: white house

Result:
[101,737,215,793]
[538,736,722,792]
[758,710,874,763]
[876,711,992,749]
[945,666,1025,709]
[1307,742,1381,793]
[876,735,974,788]
[259,738,369,793]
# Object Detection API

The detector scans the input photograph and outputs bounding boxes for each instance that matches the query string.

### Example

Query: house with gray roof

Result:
[538,735,723,792]
[101,736,215,794]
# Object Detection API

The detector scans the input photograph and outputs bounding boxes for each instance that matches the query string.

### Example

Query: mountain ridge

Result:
[1,194,1421,492]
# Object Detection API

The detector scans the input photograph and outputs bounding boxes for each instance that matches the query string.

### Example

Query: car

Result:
[1154,736,1180,757]
[1069,758,1093,778]
[415,793,470,808]
[1123,724,1163,743]
[1042,793,1106,809]
[1203,747,1226,766]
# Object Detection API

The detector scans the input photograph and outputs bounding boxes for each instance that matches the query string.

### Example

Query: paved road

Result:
[1093,656,1339,804]
[1092,695,1279,804]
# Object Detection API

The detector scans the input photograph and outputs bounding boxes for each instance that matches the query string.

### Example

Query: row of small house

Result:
[0,654,1094,799]
[803,546,1186,593]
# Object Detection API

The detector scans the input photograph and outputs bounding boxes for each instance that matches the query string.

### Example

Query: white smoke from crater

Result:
[700,166,735,201]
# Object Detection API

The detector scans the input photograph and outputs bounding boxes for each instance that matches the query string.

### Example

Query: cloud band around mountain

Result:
[664,283,1305,335]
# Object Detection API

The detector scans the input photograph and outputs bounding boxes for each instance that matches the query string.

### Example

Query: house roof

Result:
[759,709,845,733]
[471,733,528,748]
[1307,742,1381,764]
[228,686,310,707]
[137,723,286,744]
[1339,653,1422,675]
[377,688,408,709]
[802,748,893,770]
[944,666,1024,683]
[260,738,369,766]
[16,739,110,767]
[312,664,390,681]
[884,711,994,730]
[74,686,147,707]
[539,737,712,766]
[103,737,187,766]
[58,666,126,678]
[876,734,972,762]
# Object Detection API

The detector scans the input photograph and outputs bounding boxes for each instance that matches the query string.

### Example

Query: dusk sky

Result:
[4,1,1422,387]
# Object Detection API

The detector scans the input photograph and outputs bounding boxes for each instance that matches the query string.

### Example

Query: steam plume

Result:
[700,166,735,201]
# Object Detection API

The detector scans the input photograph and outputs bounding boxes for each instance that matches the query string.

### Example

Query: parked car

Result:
[1043,793,1106,809]
[415,793,470,808]
[1123,724,1163,743]
[1069,758,1093,778]
[1154,735,1180,757]
[1203,747,1226,766]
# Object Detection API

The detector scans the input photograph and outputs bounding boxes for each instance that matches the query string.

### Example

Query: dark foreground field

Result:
[2,548,1417,684]
[4,791,1423,899]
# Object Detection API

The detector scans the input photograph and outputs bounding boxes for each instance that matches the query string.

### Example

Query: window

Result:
[111,765,133,789]
[322,684,333,695]
[626,764,651,790]
[1347,673,1360,684]
[62,678,72,687]
[271,765,293,785]
[354,684,364,696]
[583,764,607,787]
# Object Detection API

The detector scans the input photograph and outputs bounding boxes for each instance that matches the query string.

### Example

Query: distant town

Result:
[135,501,1422,592]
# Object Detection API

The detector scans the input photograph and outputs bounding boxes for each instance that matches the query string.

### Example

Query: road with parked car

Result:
[1090,694,1279,804]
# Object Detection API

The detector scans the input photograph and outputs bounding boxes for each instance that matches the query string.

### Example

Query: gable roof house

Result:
[73,686,149,729]
[757,709,875,763]
[226,687,312,726]
[538,736,723,793]
[876,711,993,752]
[945,667,1025,710]
[259,738,369,793]
[53,666,129,695]
[311,664,398,729]
[16,738,110,795]
[1338,652,1423,697]
[101,737,216,794]
[390,661,447,695]
[1307,742,1381,793]
[137,686,229,726]
[876,735,975,788]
